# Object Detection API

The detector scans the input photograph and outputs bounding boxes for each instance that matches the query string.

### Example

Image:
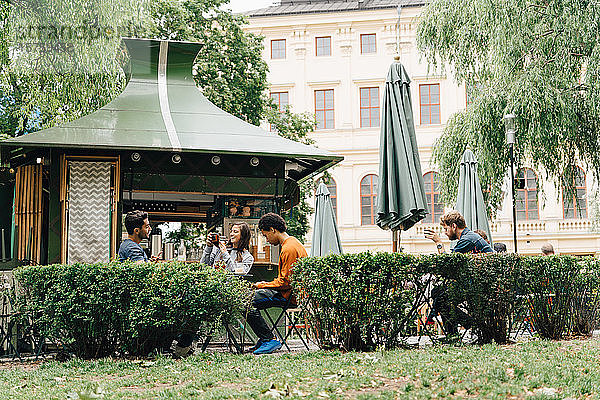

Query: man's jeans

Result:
[246,288,288,341]
[430,285,472,334]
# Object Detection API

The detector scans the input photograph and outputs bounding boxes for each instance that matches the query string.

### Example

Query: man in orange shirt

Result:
[247,212,307,355]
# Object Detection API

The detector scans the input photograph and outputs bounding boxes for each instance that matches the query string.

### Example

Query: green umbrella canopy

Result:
[376,61,428,231]
[0,38,342,182]
[310,182,343,257]
[456,149,492,243]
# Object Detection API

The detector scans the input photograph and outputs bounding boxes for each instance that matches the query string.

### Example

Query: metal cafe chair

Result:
[261,294,310,351]
[0,291,21,360]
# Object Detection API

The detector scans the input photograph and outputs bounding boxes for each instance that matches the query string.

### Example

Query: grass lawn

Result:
[1,338,599,399]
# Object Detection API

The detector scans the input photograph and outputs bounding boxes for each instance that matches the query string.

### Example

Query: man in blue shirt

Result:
[118,210,152,262]
[425,211,493,254]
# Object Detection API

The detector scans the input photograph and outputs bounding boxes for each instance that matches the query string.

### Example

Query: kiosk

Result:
[0,38,342,267]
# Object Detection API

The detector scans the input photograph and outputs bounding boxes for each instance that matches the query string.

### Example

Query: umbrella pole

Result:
[392,230,397,253]
[398,230,401,252]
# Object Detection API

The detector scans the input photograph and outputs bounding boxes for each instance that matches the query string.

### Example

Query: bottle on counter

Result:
[177,239,187,261]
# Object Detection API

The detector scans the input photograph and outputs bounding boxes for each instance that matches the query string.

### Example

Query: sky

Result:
[224,0,277,13]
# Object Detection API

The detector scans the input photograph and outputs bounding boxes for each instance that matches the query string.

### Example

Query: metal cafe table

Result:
[199,262,278,354]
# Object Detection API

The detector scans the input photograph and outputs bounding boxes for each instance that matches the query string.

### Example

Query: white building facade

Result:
[245,0,600,256]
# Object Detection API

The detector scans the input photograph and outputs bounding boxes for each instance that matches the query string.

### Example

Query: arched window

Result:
[360,174,378,225]
[326,178,337,216]
[563,167,587,219]
[516,168,539,220]
[423,172,443,223]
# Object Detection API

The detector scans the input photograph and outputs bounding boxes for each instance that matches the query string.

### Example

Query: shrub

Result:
[570,257,600,336]
[294,252,464,351]
[519,256,580,340]
[447,254,522,344]
[294,253,599,349]
[296,252,524,349]
[14,261,250,358]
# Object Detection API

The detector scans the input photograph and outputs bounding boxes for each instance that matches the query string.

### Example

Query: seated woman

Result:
[200,222,254,275]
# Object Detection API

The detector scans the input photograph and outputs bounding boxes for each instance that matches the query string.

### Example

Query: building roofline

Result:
[244,1,425,18]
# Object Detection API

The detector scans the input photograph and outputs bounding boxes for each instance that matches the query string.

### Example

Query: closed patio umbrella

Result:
[376,60,428,251]
[456,149,492,243]
[310,182,343,257]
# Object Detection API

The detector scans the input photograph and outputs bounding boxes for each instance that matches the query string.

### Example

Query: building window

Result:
[360,87,380,128]
[516,168,539,220]
[360,34,376,54]
[270,92,289,113]
[423,172,443,223]
[325,178,337,216]
[420,84,441,125]
[269,92,289,132]
[563,166,587,219]
[315,89,334,130]
[315,36,331,56]
[360,174,378,225]
[271,39,286,59]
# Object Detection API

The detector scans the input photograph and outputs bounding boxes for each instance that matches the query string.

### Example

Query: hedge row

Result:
[13,262,250,358]
[12,254,600,357]
[294,253,600,351]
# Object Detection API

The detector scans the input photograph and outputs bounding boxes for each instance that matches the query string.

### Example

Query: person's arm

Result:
[481,241,495,253]
[222,250,254,274]
[127,244,147,263]
[256,251,293,290]
[424,229,446,254]
[200,244,217,266]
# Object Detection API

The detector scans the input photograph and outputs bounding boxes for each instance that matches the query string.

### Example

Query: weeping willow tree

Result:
[1,0,269,137]
[1,0,148,138]
[417,0,600,213]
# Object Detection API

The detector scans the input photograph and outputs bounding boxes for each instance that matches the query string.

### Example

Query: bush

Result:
[14,261,250,358]
[294,253,600,350]
[294,252,464,351]
[446,254,522,344]
[295,252,520,349]
[570,257,600,336]
[519,256,580,340]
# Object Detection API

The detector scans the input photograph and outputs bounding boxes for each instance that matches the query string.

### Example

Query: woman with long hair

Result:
[201,222,254,275]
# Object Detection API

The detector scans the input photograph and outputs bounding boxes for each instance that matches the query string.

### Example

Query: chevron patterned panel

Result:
[67,161,111,264]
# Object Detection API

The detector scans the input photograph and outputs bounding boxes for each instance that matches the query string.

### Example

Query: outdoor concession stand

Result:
[0,38,342,268]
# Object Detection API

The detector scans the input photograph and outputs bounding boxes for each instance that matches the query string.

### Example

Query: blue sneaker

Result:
[253,339,282,355]
[248,338,267,352]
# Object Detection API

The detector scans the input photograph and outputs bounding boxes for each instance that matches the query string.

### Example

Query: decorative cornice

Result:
[307,80,342,87]
[351,78,384,86]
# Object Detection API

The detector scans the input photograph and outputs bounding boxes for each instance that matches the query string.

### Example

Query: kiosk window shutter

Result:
[67,161,111,264]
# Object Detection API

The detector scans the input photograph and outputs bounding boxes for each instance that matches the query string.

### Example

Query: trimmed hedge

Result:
[294,253,600,350]
[569,258,600,336]
[291,253,428,351]
[519,256,580,339]
[14,261,250,358]
[447,254,522,344]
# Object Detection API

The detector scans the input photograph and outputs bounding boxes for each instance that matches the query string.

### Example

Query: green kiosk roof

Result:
[1,38,342,181]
